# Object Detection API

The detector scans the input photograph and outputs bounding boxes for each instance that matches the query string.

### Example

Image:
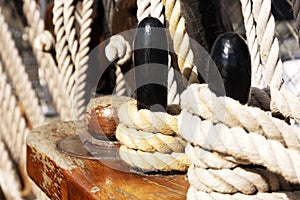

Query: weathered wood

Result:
[27,121,188,200]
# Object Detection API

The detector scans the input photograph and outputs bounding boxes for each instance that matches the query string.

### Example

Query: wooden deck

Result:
[26,121,189,200]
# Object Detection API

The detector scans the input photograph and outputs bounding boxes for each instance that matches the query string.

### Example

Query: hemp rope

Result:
[23,0,72,120]
[117,100,189,171]
[119,145,189,172]
[181,84,300,151]
[116,123,185,153]
[73,0,94,119]
[179,85,300,198]
[240,0,283,89]
[162,0,198,84]
[0,8,44,128]
[118,100,178,134]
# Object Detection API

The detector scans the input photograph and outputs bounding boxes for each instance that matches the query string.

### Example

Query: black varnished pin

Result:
[210,32,251,104]
[133,17,168,111]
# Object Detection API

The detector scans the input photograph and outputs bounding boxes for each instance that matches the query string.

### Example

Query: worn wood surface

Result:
[27,121,189,200]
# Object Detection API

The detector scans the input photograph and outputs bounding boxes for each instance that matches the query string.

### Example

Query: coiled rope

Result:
[180,84,300,199]
[116,100,189,172]
[115,0,300,199]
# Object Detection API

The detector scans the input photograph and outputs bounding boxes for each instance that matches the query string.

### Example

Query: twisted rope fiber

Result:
[0,71,29,164]
[249,87,300,124]
[53,0,76,107]
[180,85,300,199]
[23,0,72,120]
[240,0,263,87]
[181,84,300,151]
[0,138,22,200]
[161,0,198,84]
[180,112,300,198]
[137,0,164,24]
[240,0,283,89]
[74,0,94,120]
[117,100,189,171]
[0,8,44,128]
[186,144,299,194]
[187,186,300,200]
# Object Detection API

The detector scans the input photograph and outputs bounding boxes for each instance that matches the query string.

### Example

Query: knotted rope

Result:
[105,34,131,96]
[179,84,300,199]
[116,100,189,172]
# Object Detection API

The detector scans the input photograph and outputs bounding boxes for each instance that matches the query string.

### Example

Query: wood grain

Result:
[27,121,189,200]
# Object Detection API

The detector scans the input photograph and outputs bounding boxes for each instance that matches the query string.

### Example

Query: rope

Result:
[162,0,198,84]
[118,100,178,134]
[53,0,75,107]
[137,0,164,24]
[249,87,300,124]
[119,145,189,172]
[179,84,300,199]
[117,100,189,171]
[0,71,29,164]
[181,84,300,151]
[73,0,94,119]
[0,138,23,200]
[187,186,300,200]
[0,7,45,128]
[105,34,132,96]
[23,0,72,120]
[116,124,185,153]
[240,0,283,89]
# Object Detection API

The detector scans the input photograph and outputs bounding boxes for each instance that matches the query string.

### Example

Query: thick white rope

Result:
[180,84,300,199]
[119,145,189,172]
[181,84,300,151]
[23,0,72,120]
[73,0,94,119]
[240,0,283,89]
[117,100,189,171]
[137,0,164,24]
[118,100,178,134]
[240,0,263,88]
[187,186,300,200]
[116,123,185,153]
[162,0,198,84]
[0,8,44,128]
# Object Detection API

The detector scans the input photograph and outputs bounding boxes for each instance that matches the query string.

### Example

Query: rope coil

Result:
[179,84,300,199]
[116,100,189,172]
